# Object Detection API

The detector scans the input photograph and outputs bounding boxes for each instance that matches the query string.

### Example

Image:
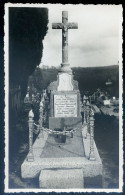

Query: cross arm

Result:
[52,23,63,29]
[67,23,78,29]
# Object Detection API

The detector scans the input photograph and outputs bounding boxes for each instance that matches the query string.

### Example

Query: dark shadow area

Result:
[9,6,48,168]
[9,7,48,189]
[94,113,119,188]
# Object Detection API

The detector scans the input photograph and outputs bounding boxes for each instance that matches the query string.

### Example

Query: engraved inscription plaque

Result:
[54,94,77,117]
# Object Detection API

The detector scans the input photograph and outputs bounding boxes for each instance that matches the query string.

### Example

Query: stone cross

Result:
[52,11,78,72]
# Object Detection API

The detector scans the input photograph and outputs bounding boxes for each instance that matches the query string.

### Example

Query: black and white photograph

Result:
[4,3,123,192]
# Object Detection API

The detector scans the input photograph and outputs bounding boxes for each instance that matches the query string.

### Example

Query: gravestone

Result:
[48,11,82,134]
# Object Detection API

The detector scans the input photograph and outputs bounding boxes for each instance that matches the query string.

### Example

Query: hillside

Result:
[30,65,119,98]
[72,65,119,97]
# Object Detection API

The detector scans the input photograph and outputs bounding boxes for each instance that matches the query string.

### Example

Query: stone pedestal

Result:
[48,72,82,133]
[21,129,103,188]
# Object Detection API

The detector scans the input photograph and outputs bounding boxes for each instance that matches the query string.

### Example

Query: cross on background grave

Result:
[52,11,78,72]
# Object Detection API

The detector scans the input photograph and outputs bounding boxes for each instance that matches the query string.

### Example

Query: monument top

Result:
[52,11,78,73]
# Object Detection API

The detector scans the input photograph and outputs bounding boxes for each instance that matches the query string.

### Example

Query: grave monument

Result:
[48,11,82,134]
[21,11,102,189]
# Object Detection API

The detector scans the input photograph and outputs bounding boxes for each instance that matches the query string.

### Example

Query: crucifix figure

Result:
[52,11,78,73]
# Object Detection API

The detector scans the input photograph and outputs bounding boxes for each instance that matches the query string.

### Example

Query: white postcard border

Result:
[4,3,123,193]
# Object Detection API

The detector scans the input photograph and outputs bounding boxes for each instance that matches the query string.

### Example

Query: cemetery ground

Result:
[9,65,119,189]
[9,102,119,189]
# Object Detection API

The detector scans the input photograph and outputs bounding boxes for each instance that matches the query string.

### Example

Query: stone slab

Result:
[39,169,84,189]
[41,126,84,158]
[82,124,87,138]
[21,129,102,179]
[49,117,82,130]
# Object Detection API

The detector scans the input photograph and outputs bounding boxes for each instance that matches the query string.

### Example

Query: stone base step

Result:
[39,168,84,189]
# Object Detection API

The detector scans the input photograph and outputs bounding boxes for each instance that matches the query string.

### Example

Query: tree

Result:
[9,7,48,98]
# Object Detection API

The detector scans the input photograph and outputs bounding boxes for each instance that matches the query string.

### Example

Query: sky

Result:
[40,4,122,68]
